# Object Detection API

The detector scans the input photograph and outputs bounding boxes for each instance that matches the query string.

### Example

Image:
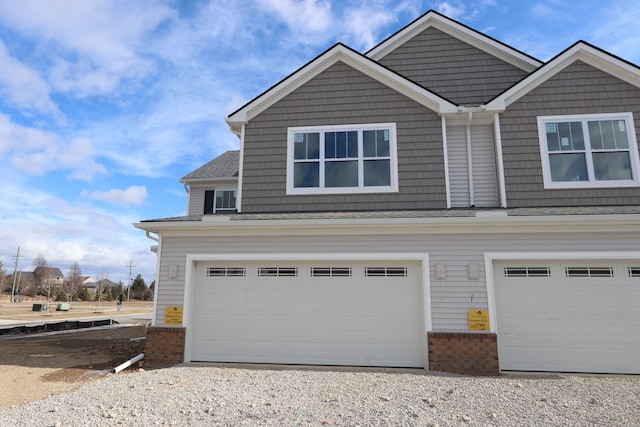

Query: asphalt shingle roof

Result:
[180,150,239,182]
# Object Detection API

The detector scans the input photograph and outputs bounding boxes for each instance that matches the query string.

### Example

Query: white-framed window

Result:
[204,189,236,213]
[286,123,398,194]
[537,113,640,188]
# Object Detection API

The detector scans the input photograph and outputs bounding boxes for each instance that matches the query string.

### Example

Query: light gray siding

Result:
[500,61,640,207]
[240,61,447,213]
[187,183,207,216]
[186,181,237,216]
[152,229,640,331]
[378,27,529,105]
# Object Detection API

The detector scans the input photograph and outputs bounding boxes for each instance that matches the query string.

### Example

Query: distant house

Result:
[33,267,64,287]
[81,277,119,294]
[137,10,640,375]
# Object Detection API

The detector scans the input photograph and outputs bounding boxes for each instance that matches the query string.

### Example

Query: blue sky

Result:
[1,0,640,284]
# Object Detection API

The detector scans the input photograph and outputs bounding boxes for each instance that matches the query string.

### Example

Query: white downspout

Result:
[465,111,475,207]
[441,115,451,209]
[493,112,508,208]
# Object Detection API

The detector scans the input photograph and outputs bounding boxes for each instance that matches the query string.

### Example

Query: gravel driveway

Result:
[1,364,638,426]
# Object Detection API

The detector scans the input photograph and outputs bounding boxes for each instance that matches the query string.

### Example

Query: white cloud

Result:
[81,186,148,205]
[0,40,62,118]
[0,0,175,97]
[436,1,466,19]
[0,114,106,180]
[258,0,333,34]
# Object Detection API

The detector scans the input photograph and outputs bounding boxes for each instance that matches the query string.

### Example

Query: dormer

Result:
[180,150,240,216]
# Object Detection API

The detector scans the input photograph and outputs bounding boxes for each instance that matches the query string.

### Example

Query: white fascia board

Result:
[225,44,457,133]
[133,213,640,236]
[367,12,541,72]
[486,42,640,111]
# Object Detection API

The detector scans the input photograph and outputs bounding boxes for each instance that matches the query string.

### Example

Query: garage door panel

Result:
[191,260,425,367]
[495,260,640,374]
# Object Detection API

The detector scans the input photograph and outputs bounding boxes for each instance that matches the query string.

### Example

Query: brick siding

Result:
[145,326,186,367]
[428,332,499,375]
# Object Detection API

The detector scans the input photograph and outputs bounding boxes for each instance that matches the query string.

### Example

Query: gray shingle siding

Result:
[501,60,640,207]
[377,27,529,105]
[240,61,447,213]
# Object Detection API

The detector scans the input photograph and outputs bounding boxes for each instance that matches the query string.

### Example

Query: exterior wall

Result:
[145,326,186,367]
[152,229,640,330]
[187,183,207,216]
[501,61,640,207]
[240,61,447,213]
[428,332,499,375]
[186,181,237,216]
[378,27,529,105]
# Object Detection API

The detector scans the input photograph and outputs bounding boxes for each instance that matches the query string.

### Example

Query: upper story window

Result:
[286,123,398,194]
[204,189,236,213]
[537,113,640,188]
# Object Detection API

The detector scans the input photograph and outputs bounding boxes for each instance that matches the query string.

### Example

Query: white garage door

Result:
[190,260,425,367]
[494,260,640,374]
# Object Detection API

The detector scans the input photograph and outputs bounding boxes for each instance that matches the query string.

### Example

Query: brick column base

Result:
[428,332,499,376]
[145,327,186,367]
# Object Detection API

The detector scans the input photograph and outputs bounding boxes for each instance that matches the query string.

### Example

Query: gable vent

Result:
[258,267,298,277]
[207,267,246,277]
[365,267,408,277]
[311,267,352,277]
[504,267,551,278]
[565,267,614,278]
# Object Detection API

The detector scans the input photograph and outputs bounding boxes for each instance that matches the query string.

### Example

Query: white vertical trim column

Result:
[236,123,246,213]
[441,115,451,209]
[493,113,507,208]
[465,111,475,207]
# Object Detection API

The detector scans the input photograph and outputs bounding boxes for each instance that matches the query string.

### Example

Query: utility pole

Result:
[126,260,136,301]
[10,247,25,302]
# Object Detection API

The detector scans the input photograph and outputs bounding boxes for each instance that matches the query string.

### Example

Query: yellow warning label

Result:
[468,309,490,331]
[165,306,183,325]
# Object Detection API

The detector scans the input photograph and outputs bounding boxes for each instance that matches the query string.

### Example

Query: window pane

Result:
[363,129,390,157]
[347,131,358,157]
[614,120,629,148]
[364,159,391,186]
[569,122,584,149]
[326,132,357,159]
[307,133,319,159]
[336,132,346,158]
[546,123,560,151]
[555,122,584,151]
[325,161,358,187]
[294,133,319,160]
[294,162,319,187]
[549,153,588,182]
[215,190,236,210]
[377,130,390,156]
[593,152,632,180]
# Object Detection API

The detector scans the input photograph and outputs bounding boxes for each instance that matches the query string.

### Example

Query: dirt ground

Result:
[0,300,153,409]
[0,325,147,408]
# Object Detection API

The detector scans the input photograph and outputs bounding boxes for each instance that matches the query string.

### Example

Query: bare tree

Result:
[67,262,83,301]
[0,260,7,293]
[31,254,48,295]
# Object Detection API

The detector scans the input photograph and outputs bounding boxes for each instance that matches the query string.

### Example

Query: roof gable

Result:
[367,10,541,73]
[486,41,640,110]
[226,43,458,134]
